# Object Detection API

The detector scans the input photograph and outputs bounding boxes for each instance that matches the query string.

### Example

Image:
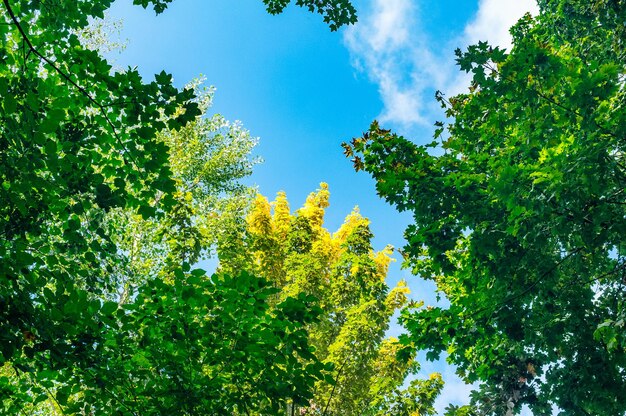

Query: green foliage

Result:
[345,2,626,414]
[1,269,325,415]
[262,0,357,31]
[444,404,478,416]
[1,0,359,414]
[96,270,325,415]
[1,0,199,377]
[75,13,127,54]
[223,185,443,415]
[108,78,259,300]
[374,373,444,416]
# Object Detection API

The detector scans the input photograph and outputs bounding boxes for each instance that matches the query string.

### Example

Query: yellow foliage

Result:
[429,372,443,382]
[224,183,431,414]
[297,182,330,230]
[312,228,335,261]
[247,194,272,236]
[371,244,395,281]
[271,191,291,238]
[385,280,411,310]
[333,206,369,245]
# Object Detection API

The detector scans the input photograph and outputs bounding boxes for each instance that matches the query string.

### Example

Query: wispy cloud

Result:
[464,0,539,49]
[344,0,539,136]
[344,0,444,128]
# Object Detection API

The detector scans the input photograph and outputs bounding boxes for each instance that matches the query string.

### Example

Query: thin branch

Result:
[2,0,143,177]
[582,260,626,287]
[84,369,140,416]
[235,384,251,416]
[41,385,66,416]
[322,357,349,416]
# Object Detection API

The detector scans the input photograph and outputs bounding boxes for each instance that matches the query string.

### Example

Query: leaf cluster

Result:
[262,0,357,31]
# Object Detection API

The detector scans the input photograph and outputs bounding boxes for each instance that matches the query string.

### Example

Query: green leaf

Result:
[101,301,118,316]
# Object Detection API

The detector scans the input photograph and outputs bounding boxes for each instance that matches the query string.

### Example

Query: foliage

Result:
[136,0,358,30]
[262,0,357,31]
[345,2,626,414]
[221,184,443,415]
[1,0,199,382]
[74,12,128,54]
[0,67,321,409]
[1,0,358,414]
[1,269,325,415]
[109,78,259,301]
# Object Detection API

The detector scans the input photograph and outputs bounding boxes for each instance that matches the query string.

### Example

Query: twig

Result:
[41,386,67,416]
[322,357,349,416]
[2,0,143,177]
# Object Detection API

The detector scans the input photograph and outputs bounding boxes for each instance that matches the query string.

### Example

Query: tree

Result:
[345,2,626,414]
[1,0,357,413]
[1,269,326,415]
[108,78,260,302]
[1,0,200,401]
[221,184,444,415]
[0,70,325,413]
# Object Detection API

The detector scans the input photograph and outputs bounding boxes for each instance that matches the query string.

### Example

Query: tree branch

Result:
[2,0,143,176]
[322,357,349,416]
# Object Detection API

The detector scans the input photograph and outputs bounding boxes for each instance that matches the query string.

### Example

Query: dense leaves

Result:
[346,2,626,415]
[1,0,358,414]
[1,0,199,377]
[1,269,325,415]
[220,184,443,415]
[109,78,259,301]
[262,0,357,30]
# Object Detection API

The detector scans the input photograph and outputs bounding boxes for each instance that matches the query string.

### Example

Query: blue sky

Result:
[106,0,537,410]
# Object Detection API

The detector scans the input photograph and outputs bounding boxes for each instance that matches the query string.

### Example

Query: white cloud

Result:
[344,0,539,136]
[368,0,414,51]
[344,0,443,128]
[465,0,539,49]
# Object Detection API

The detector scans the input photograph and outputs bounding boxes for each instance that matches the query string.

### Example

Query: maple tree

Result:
[345,1,626,414]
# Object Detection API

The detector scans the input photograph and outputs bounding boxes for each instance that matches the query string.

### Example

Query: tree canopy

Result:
[7,0,626,414]
[1,0,357,413]
[345,1,626,414]
[219,184,444,415]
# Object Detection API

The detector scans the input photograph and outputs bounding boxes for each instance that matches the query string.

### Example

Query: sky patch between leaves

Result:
[343,0,539,136]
